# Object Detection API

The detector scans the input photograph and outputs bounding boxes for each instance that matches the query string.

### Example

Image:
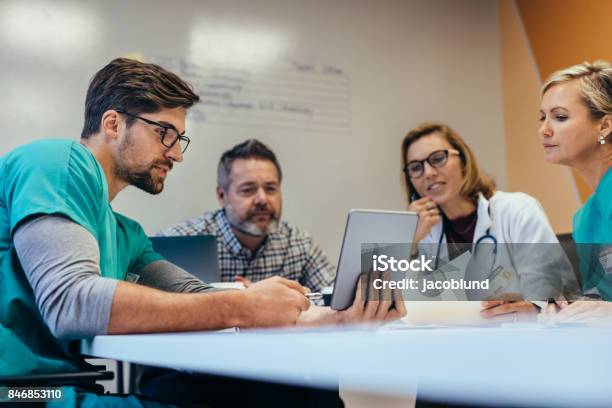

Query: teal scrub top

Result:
[573,168,612,299]
[0,139,162,377]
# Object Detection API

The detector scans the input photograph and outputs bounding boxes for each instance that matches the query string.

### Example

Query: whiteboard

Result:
[0,0,504,263]
[147,55,351,133]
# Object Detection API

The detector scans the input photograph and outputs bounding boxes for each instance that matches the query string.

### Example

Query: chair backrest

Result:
[0,370,113,387]
[556,233,582,284]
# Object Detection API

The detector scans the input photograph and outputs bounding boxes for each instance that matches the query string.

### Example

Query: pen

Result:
[305,292,323,301]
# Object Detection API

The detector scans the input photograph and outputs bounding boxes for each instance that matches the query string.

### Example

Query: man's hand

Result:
[240,276,310,328]
[297,274,407,326]
[408,197,441,244]
[338,273,407,324]
[234,275,253,287]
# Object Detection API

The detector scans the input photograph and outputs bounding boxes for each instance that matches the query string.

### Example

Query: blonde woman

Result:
[539,61,612,323]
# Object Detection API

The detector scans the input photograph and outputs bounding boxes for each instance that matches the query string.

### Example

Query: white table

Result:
[82,324,612,407]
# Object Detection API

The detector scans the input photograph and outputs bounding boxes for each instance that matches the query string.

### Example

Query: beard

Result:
[225,203,280,237]
[115,130,173,195]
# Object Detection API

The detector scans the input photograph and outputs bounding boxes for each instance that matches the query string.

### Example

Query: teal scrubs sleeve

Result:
[3,139,105,238]
[573,169,612,299]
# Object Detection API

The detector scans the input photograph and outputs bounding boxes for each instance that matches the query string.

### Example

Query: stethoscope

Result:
[432,203,498,271]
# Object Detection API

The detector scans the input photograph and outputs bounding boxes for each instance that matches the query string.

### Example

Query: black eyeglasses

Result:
[116,110,191,154]
[403,149,460,178]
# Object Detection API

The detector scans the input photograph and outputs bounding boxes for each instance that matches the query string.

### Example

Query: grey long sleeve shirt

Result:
[14,215,211,339]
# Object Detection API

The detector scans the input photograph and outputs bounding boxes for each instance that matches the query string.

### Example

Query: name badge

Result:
[597,246,612,276]
[488,265,519,296]
[125,272,140,283]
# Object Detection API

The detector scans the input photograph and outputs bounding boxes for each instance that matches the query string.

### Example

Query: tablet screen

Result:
[330,209,418,310]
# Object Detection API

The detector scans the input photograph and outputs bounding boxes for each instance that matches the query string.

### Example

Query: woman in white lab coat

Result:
[402,122,575,317]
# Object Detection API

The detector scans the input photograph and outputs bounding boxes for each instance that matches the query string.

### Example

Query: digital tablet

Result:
[330,209,419,310]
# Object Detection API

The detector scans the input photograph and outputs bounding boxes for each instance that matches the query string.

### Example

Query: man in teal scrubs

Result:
[0,58,405,405]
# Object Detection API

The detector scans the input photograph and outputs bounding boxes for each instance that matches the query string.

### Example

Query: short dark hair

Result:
[217,139,282,191]
[81,58,200,138]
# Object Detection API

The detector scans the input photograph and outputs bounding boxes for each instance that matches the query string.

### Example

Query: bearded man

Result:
[159,139,334,292]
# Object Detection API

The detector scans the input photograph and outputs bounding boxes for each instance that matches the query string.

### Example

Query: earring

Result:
[599,134,606,145]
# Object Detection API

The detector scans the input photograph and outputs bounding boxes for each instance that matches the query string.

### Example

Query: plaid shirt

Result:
[158,209,335,292]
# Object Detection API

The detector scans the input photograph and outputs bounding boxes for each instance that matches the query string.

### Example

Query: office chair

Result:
[556,232,582,284]
[0,341,114,393]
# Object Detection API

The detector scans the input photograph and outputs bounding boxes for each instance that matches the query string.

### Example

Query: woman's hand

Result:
[539,300,612,325]
[408,197,441,243]
[480,299,538,320]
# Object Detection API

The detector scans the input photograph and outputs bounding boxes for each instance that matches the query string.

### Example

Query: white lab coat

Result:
[418,191,578,301]
[421,191,558,247]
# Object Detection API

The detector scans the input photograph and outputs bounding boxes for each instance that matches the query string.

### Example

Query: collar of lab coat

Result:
[473,193,493,241]
[423,192,493,248]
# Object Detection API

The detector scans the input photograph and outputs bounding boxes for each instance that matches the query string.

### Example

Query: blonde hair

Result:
[542,60,612,120]
[401,122,496,203]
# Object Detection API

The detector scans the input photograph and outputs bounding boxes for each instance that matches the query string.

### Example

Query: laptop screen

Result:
[149,235,221,283]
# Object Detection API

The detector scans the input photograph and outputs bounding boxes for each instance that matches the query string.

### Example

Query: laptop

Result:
[149,235,221,283]
[330,209,419,310]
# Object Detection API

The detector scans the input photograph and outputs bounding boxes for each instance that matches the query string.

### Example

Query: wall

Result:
[498,0,579,233]
[0,0,504,262]
[513,0,612,205]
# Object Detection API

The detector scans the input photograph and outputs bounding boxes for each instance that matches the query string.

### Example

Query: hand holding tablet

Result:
[330,209,419,310]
